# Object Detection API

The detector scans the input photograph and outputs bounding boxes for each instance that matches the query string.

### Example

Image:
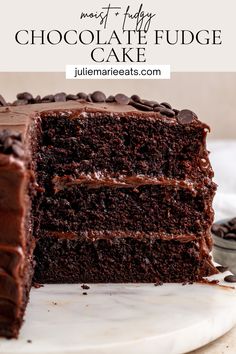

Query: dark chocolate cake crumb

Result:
[224,275,236,283]
[81,284,90,290]
[52,302,57,305]
[27,339,32,343]
[82,292,88,295]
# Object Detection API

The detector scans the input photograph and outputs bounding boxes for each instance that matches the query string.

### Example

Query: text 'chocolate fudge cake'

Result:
[0,92,217,338]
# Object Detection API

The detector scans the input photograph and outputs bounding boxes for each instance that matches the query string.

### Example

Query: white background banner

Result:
[0,0,235,72]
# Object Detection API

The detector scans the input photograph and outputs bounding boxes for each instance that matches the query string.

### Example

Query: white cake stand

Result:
[1,271,236,354]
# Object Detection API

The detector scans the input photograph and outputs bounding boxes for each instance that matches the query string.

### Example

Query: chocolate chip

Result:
[142,100,159,108]
[54,92,66,102]
[91,91,106,103]
[130,101,153,111]
[131,94,141,102]
[13,99,28,106]
[159,107,175,117]
[17,92,33,101]
[115,93,130,105]
[82,292,87,295]
[77,92,88,100]
[12,144,24,158]
[66,94,78,101]
[34,95,42,104]
[173,109,180,115]
[3,137,13,150]
[229,218,236,226]
[0,94,7,106]
[177,110,196,124]
[224,275,236,283]
[42,95,54,103]
[212,224,229,238]
[153,106,162,112]
[160,102,172,109]
[81,284,90,290]
[86,94,93,102]
[224,233,236,240]
[216,266,229,273]
[106,95,115,103]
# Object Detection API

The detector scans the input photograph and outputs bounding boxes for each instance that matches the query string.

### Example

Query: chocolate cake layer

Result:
[38,113,213,180]
[38,184,215,235]
[33,237,215,284]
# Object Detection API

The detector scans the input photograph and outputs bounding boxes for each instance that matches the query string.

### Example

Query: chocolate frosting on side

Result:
[0,147,30,334]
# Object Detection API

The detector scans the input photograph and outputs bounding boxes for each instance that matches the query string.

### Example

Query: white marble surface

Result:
[0,271,236,354]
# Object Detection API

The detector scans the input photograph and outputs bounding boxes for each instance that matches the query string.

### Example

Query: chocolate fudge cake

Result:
[0,91,217,338]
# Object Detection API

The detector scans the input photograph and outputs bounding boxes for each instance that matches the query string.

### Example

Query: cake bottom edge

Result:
[33,236,217,284]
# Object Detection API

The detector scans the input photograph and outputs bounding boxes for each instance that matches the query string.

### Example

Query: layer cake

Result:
[0,92,217,338]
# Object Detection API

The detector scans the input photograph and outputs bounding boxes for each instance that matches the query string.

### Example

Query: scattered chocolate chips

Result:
[224,275,236,283]
[216,265,229,273]
[115,93,130,105]
[212,217,236,240]
[177,109,195,124]
[91,91,106,103]
[81,284,90,290]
